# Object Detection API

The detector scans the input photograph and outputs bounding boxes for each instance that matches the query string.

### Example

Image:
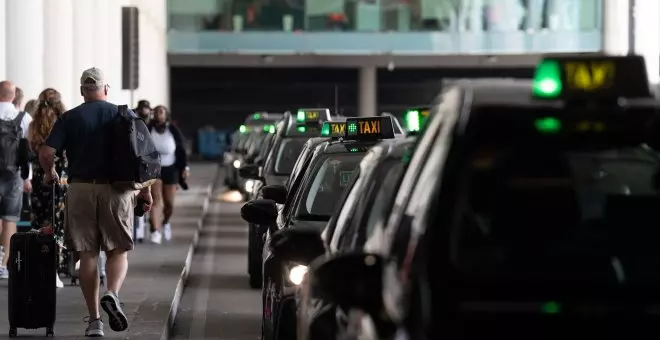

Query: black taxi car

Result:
[305,55,660,339]
[224,112,283,189]
[239,109,333,288]
[269,135,417,340]
[240,116,403,340]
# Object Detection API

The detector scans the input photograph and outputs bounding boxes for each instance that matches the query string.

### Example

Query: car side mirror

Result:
[270,227,325,264]
[241,199,278,225]
[239,164,261,180]
[308,252,384,315]
[262,185,287,204]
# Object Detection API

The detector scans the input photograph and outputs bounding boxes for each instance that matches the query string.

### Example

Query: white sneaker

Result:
[0,266,8,279]
[56,273,64,288]
[163,223,172,241]
[150,230,162,244]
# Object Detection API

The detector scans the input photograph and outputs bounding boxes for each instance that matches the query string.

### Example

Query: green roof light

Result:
[296,111,305,122]
[297,126,306,133]
[534,117,561,134]
[532,60,563,99]
[321,122,331,136]
[541,301,561,314]
[347,122,358,135]
[253,113,262,120]
[268,125,275,133]
[239,125,247,133]
[405,110,421,132]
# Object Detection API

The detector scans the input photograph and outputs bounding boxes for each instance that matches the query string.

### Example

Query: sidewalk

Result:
[0,163,218,339]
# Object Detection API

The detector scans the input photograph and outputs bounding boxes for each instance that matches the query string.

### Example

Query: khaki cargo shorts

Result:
[65,183,137,252]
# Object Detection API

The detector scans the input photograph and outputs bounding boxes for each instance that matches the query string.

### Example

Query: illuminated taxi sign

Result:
[296,108,331,123]
[532,55,651,100]
[404,106,430,132]
[345,116,395,140]
[321,122,346,137]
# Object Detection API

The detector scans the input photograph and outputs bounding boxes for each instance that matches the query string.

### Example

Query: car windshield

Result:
[297,154,365,220]
[274,138,308,175]
[452,144,660,298]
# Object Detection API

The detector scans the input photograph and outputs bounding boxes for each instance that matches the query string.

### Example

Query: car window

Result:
[363,161,406,239]
[329,170,363,252]
[274,138,308,174]
[453,145,660,285]
[297,154,364,220]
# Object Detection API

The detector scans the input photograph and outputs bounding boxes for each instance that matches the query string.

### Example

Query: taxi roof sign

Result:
[296,108,331,123]
[345,116,395,140]
[321,121,346,138]
[532,55,651,101]
[404,106,430,132]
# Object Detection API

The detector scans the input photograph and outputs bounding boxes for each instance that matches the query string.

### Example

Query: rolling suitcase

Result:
[7,186,58,337]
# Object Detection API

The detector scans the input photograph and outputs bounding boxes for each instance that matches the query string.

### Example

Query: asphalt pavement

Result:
[171,184,262,340]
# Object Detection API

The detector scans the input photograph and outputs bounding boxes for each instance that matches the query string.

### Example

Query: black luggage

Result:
[8,185,58,337]
[7,232,57,337]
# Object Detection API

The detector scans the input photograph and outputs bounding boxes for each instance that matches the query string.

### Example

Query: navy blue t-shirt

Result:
[46,101,136,181]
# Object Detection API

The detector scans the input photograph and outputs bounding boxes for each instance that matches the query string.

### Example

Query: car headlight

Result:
[288,265,308,285]
[245,179,254,193]
[233,160,241,168]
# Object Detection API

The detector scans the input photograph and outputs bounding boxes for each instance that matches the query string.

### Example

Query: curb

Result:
[160,179,214,340]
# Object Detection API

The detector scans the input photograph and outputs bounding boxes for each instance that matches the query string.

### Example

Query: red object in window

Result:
[247,6,255,23]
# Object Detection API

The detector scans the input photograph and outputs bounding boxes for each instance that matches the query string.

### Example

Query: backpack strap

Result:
[118,105,128,116]
[13,111,26,127]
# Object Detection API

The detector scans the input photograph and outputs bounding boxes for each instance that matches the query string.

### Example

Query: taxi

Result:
[240,116,403,340]
[303,55,660,339]
[269,136,416,340]
[239,109,333,288]
[224,112,282,189]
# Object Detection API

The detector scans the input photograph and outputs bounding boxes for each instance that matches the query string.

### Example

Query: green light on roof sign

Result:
[532,60,563,99]
[347,122,358,135]
[296,111,305,122]
[253,113,262,120]
[534,117,561,134]
[321,122,331,136]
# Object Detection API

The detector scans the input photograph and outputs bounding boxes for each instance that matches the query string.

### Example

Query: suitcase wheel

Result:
[46,327,54,337]
[8,327,16,337]
[71,277,78,286]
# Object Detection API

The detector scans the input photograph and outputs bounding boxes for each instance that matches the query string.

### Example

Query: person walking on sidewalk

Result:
[133,100,152,243]
[38,68,153,337]
[27,88,68,289]
[0,81,32,280]
[148,105,189,244]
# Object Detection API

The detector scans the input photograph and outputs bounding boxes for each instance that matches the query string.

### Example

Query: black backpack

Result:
[109,105,161,189]
[0,111,26,173]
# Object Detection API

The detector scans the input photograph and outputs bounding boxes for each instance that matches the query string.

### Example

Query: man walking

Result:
[39,68,153,337]
[0,81,32,280]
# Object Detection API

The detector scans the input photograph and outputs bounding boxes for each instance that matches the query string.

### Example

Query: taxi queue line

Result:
[223,54,660,340]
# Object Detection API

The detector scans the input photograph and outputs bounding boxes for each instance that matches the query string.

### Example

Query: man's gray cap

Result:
[80,67,108,87]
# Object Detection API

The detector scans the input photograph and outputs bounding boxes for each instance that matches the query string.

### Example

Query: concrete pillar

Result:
[0,0,6,80]
[358,67,377,117]
[43,0,74,108]
[6,0,44,100]
[71,0,97,106]
[633,0,660,84]
[602,0,629,55]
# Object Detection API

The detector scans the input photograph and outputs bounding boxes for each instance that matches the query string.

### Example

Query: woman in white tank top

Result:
[147,106,189,244]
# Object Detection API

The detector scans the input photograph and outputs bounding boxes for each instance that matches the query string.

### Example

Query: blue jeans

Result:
[0,173,23,222]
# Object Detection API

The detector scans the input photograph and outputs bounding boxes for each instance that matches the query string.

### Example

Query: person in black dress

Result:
[27,88,67,288]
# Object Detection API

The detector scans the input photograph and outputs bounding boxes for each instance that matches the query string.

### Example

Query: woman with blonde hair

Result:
[27,88,67,288]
